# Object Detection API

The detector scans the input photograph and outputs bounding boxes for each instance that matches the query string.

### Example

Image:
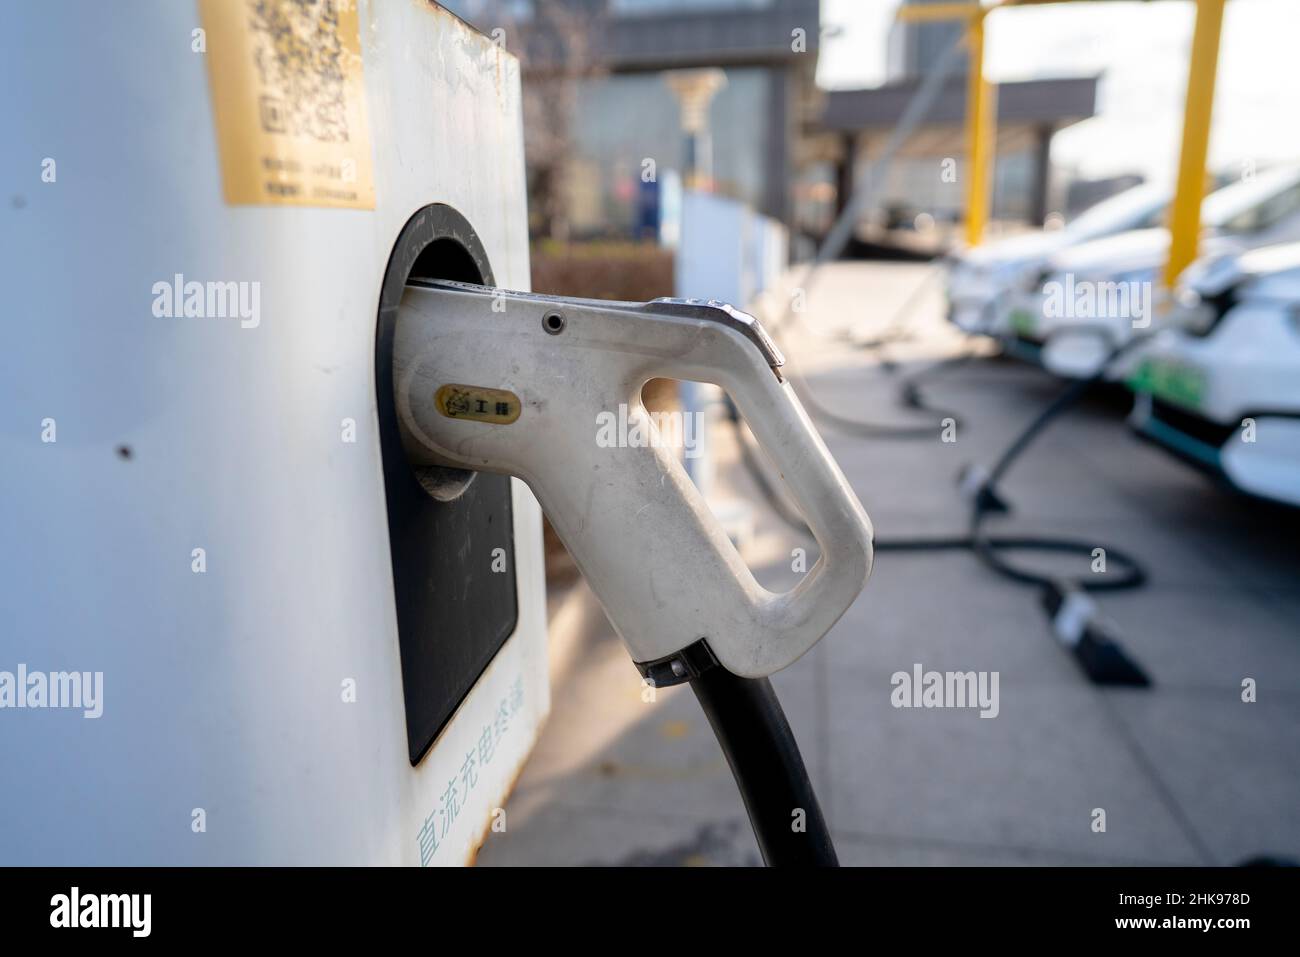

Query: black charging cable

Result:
[687,659,839,867]
[779,354,968,439]
[763,269,976,439]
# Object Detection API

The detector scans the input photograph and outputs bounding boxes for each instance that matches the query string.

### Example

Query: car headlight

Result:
[1169,288,1218,334]
[1170,285,1236,336]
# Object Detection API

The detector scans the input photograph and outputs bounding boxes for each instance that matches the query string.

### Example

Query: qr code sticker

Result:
[247,0,351,143]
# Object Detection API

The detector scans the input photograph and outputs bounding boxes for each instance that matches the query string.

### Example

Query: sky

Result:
[816,0,1300,184]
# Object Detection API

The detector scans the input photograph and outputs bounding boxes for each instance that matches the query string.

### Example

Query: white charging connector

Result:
[392,279,873,681]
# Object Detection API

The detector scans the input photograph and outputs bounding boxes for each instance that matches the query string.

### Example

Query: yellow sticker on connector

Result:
[199,0,375,209]
[436,385,522,425]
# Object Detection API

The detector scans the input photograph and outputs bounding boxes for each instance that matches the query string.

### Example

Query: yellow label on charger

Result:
[199,0,375,209]
[436,385,522,425]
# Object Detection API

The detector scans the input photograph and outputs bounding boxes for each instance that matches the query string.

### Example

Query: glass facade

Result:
[564,68,772,238]
[863,152,1037,225]
[887,0,970,82]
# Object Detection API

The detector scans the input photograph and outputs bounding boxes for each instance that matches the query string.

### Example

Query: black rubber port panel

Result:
[376,204,519,765]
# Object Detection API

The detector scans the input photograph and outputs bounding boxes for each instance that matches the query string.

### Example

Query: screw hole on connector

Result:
[542,311,566,335]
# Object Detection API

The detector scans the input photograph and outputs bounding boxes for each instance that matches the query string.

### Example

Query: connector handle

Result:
[394,281,873,678]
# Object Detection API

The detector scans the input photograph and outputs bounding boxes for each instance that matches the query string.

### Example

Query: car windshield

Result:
[1202,166,1300,232]
[1065,185,1168,241]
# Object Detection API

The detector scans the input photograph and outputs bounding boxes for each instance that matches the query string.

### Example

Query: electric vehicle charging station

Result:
[2,0,871,867]
[0,0,1296,917]
[2,1,550,866]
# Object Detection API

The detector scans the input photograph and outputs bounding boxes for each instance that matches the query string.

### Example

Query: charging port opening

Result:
[377,205,520,765]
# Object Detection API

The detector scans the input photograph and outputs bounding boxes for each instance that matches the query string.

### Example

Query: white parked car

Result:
[1125,241,1300,508]
[944,182,1169,334]
[1000,164,1300,376]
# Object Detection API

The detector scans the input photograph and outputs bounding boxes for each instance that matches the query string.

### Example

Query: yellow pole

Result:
[896,3,997,246]
[1163,0,1227,287]
[964,10,997,247]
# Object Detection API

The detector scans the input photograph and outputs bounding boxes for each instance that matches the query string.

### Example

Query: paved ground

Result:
[478,261,1300,867]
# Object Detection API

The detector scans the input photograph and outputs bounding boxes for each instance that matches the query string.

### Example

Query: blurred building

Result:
[440,0,822,239]
[440,0,1100,245]
[816,0,1098,233]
